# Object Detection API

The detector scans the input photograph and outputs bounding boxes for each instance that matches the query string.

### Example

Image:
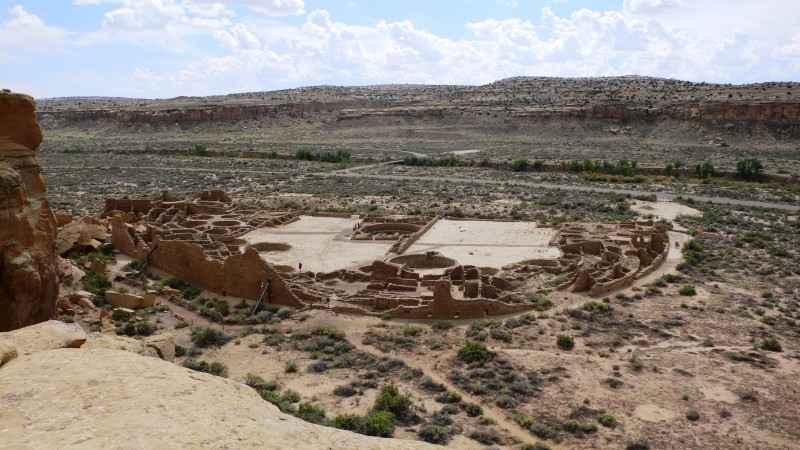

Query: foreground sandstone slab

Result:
[0,323,435,450]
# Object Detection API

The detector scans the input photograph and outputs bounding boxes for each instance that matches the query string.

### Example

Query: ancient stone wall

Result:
[0,91,59,331]
[148,239,303,308]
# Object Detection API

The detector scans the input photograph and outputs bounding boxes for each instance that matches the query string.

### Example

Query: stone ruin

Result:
[106,191,670,320]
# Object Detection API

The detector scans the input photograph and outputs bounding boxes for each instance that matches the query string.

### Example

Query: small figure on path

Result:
[298,262,303,271]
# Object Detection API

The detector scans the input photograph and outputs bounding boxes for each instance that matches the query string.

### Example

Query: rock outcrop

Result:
[0,321,435,450]
[0,91,59,331]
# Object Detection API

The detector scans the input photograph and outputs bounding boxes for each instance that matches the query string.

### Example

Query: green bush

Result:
[182,359,228,377]
[83,271,111,297]
[372,384,415,423]
[418,424,452,444]
[296,402,325,424]
[457,341,493,365]
[762,338,782,352]
[462,401,483,417]
[329,411,396,437]
[556,334,575,350]
[360,411,396,437]
[189,326,230,348]
[281,389,301,403]
[686,408,700,421]
[678,285,697,296]
[134,321,156,336]
[597,412,617,428]
[626,439,651,450]
[469,428,501,445]
[512,159,528,172]
[432,320,453,331]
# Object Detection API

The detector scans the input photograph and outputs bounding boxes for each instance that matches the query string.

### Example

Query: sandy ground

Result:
[241,216,394,272]
[406,219,560,267]
[630,201,702,231]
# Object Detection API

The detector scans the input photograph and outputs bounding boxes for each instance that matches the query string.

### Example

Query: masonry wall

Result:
[148,238,304,308]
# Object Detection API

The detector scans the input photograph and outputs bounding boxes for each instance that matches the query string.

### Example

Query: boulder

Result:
[0,341,17,367]
[0,320,87,354]
[105,291,156,309]
[58,256,86,282]
[0,91,59,331]
[144,334,175,362]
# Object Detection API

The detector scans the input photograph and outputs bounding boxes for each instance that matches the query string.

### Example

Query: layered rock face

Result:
[0,91,59,331]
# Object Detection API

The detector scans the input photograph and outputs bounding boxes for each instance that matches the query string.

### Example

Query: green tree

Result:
[694,162,716,179]
[736,157,763,181]
[512,159,528,172]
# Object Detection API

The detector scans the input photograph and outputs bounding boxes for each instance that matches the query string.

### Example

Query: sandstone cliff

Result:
[36,77,800,137]
[0,320,436,450]
[0,90,59,331]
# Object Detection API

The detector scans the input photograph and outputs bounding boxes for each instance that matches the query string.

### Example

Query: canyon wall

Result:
[0,91,59,331]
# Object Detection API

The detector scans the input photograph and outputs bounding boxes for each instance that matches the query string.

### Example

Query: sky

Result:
[1,0,798,98]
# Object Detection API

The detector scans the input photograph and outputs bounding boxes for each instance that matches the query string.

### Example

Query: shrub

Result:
[556,334,575,350]
[762,338,782,352]
[563,419,580,432]
[282,389,301,403]
[521,443,551,450]
[190,326,230,348]
[434,391,462,404]
[626,439,651,450]
[432,320,453,330]
[469,428,501,445]
[372,384,415,423]
[417,424,452,444]
[512,159,528,172]
[195,144,208,156]
[284,360,298,373]
[581,423,598,433]
[244,373,272,391]
[457,341,493,365]
[686,407,700,421]
[678,285,697,296]
[296,402,326,424]
[360,411,396,437]
[134,321,156,336]
[329,413,363,432]
[83,272,112,297]
[333,384,358,397]
[182,359,228,377]
[532,423,555,439]
[462,401,483,417]
[260,390,295,414]
[307,360,330,373]
[597,413,617,428]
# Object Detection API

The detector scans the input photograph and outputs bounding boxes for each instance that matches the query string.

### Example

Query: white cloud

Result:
[189,0,303,16]
[709,29,758,67]
[6,5,45,28]
[213,23,260,49]
[623,0,683,16]
[0,6,71,55]
[103,0,184,31]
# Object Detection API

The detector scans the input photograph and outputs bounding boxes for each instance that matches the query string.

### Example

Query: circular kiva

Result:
[359,222,421,234]
[250,242,292,252]
[389,253,457,269]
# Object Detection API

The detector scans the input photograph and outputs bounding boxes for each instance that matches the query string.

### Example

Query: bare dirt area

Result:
[242,216,393,273]
[406,219,560,267]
